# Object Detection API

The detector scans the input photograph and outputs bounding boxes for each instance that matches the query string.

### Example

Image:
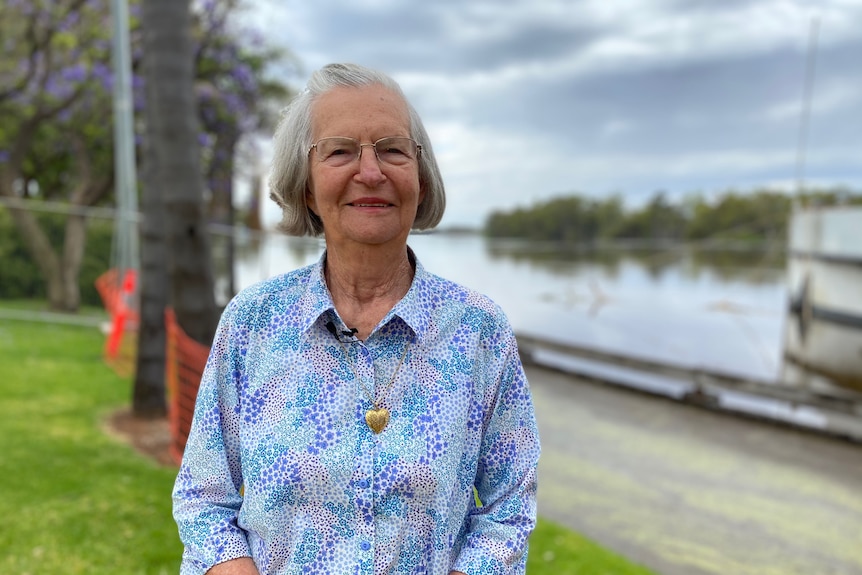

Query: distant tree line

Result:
[484,188,862,244]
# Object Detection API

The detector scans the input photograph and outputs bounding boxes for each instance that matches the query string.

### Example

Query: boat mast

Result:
[794,17,820,200]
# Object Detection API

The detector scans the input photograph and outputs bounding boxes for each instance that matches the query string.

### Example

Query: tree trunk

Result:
[0,123,110,313]
[208,131,238,300]
[133,145,169,417]
[6,204,64,307]
[60,212,87,311]
[0,129,64,309]
[141,0,218,345]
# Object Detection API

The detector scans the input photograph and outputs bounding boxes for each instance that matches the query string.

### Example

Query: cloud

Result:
[246,0,862,226]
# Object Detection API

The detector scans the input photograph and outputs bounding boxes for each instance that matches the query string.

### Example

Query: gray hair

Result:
[268,63,446,236]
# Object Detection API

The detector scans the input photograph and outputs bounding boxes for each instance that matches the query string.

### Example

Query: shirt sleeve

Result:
[172,300,253,575]
[452,319,541,575]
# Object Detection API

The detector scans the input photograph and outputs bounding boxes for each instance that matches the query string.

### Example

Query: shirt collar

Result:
[298,246,431,342]
[297,252,335,336]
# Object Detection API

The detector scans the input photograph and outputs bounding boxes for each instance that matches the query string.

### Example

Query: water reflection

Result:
[222,232,788,381]
[484,238,785,284]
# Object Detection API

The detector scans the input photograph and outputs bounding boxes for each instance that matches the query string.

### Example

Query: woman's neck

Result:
[324,243,414,339]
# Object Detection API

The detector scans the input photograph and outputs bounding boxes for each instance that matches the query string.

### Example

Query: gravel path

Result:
[528,364,862,575]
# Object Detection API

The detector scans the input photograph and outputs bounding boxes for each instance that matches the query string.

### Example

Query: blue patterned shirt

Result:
[172,250,540,575]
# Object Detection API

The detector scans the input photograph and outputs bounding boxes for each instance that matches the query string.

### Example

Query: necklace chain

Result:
[333,335,410,433]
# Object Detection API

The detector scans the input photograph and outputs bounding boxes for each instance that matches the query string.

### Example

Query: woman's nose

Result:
[354,144,386,185]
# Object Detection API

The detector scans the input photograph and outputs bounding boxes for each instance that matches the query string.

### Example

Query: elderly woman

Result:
[173,63,540,575]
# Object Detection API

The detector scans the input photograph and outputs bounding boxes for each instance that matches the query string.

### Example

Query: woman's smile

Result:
[348,197,394,208]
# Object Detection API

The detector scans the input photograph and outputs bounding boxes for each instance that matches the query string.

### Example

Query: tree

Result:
[193,0,291,297]
[133,0,290,416]
[141,0,219,341]
[483,188,862,244]
[134,9,170,416]
[0,0,289,414]
[0,1,117,311]
[0,0,288,315]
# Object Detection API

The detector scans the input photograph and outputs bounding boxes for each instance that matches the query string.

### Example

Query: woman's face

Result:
[307,85,424,249]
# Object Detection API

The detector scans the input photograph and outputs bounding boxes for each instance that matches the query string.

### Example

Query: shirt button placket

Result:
[355,461,375,571]
[356,344,377,573]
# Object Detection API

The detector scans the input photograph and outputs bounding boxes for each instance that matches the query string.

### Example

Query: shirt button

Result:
[360,541,371,551]
[358,479,369,489]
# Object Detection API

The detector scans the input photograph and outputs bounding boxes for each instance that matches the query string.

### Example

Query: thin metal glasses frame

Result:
[308,136,422,166]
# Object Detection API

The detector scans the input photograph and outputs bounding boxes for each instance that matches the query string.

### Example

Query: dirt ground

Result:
[106,408,176,467]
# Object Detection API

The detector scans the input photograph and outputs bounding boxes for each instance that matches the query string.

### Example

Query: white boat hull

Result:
[784,206,862,390]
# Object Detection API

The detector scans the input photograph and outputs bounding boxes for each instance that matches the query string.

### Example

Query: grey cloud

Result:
[295,2,599,75]
[460,36,862,154]
[251,0,862,224]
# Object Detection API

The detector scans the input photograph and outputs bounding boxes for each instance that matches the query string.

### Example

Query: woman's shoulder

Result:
[222,264,317,320]
[418,268,509,324]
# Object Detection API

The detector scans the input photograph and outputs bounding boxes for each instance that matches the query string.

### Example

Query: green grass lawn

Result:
[0,313,656,575]
[0,316,181,574]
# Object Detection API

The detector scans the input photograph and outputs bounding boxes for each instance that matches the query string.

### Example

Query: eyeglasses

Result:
[309,136,422,167]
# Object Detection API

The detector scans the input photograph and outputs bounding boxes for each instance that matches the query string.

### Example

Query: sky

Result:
[242,0,862,229]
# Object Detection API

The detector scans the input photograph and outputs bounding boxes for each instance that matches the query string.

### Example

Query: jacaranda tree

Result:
[0,0,120,311]
[0,0,290,314]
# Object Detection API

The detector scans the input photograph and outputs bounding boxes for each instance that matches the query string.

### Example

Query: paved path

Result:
[527,364,862,575]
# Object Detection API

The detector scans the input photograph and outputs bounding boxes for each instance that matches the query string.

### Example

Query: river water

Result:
[223,232,789,383]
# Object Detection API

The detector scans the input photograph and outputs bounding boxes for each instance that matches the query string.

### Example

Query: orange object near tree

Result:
[164,308,209,464]
[96,268,139,359]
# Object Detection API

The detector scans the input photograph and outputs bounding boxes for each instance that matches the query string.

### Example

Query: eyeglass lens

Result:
[313,137,419,167]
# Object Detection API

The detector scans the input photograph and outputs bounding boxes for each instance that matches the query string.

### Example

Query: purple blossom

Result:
[214,47,237,67]
[60,64,87,83]
[36,6,53,27]
[198,0,223,32]
[92,62,113,91]
[223,92,245,116]
[201,102,217,126]
[198,132,213,147]
[0,150,9,163]
[13,0,34,16]
[44,77,74,100]
[231,63,255,92]
[59,10,81,32]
